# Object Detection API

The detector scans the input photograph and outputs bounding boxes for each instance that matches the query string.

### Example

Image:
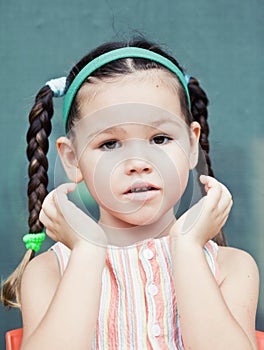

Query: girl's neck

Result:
[98,209,176,247]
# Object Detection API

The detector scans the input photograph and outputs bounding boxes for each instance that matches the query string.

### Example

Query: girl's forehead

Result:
[76,70,183,120]
[72,103,188,139]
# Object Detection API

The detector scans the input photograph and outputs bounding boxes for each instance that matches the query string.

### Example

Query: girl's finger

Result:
[200,176,223,210]
[54,183,77,213]
[42,189,56,208]
[199,175,217,186]
[39,209,55,230]
[45,228,57,242]
[41,193,59,220]
[222,198,233,221]
[200,175,210,193]
[57,182,77,194]
[39,208,47,226]
[200,175,222,191]
[216,184,233,213]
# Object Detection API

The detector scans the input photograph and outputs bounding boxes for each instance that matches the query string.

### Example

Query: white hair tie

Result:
[46,77,67,97]
[184,74,191,85]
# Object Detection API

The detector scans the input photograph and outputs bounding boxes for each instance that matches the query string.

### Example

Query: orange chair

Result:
[257,330,264,349]
[5,328,264,350]
[5,328,23,350]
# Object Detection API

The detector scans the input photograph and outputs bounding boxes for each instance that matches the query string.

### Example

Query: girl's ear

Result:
[189,121,201,170]
[56,137,83,183]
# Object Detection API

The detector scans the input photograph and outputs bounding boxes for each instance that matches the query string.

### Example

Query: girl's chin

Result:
[104,210,171,228]
[104,216,159,228]
[99,202,176,228]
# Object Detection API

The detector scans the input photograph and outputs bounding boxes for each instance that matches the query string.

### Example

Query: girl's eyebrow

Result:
[87,126,128,140]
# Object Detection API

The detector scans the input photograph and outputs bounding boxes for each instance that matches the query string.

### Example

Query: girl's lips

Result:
[123,182,160,194]
[123,183,160,201]
[123,189,160,201]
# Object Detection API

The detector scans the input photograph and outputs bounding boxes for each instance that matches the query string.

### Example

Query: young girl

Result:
[1,37,259,349]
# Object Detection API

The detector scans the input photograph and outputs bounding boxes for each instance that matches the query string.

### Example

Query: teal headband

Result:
[62,47,191,129]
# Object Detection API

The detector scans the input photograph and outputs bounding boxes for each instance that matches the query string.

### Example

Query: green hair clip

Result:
[23,232,46,252]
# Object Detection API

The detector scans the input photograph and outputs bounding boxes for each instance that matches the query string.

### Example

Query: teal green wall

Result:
[1,0,263,347]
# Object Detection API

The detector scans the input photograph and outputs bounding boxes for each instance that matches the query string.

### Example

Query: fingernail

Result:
[200,175,207,181]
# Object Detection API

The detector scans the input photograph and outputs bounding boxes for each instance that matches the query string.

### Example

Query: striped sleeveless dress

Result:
[50,236,219,349]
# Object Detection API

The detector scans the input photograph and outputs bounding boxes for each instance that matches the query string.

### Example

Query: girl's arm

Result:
[21,242,105,350]
[20,184,106,350]
[170,176,259,350]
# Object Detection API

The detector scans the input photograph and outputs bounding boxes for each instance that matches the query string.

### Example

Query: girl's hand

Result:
[170,175,233,247]
[39,183,107,249]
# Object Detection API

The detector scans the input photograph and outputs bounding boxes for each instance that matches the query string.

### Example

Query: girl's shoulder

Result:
[217,245,259,287]
[21,246,62,310]
[21,249,61,295]
[216,245,259,345]
[23,242,69,278]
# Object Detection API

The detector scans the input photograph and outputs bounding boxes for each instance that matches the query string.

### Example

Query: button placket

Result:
[140,243,161,342]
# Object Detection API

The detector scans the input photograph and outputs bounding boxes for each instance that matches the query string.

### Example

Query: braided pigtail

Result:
[187,77,214,177]
[27,86,53,234]
[187,77,227,246]
[1,86,54,308]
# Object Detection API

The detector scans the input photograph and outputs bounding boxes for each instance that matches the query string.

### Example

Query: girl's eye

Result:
[151,135,173,145]
[99,140,121,151]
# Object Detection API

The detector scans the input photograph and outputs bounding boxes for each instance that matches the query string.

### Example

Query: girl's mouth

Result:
[127,186,157,193]
[123,183,160,201]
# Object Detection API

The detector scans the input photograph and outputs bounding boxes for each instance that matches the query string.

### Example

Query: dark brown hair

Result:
[1,36,226,309]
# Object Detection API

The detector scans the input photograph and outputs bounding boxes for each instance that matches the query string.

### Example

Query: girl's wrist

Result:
[170,233,205,252]
[73,239,106,257]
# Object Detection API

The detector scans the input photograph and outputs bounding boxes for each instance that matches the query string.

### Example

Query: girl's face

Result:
[58,71,200,229]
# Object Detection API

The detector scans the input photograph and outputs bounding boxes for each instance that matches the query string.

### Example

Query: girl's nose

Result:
[124,158,153,175]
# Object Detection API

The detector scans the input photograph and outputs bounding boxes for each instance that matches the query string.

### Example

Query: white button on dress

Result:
[152,324,161,337]
[147,283,158,296]
[143,248,154,260]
